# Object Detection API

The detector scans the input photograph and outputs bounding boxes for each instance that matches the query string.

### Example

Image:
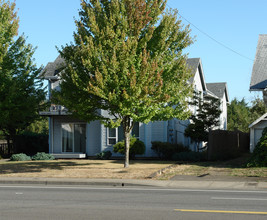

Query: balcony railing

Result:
[39,104,69,116]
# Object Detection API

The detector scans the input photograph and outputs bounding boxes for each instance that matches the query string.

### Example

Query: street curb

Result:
[0,177,267,190]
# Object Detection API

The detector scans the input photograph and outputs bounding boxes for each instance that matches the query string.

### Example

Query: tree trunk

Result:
[123,116,133,168]
[124,129,130,168]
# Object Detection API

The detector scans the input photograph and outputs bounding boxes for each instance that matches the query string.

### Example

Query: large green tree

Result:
[56,0,193,167]
[0,0,46,153]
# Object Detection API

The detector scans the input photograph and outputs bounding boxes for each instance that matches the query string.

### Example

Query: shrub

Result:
[32,152,55,161]
[10,153,31,161]
[14,133,49,155]
[151,141,190,160]
[172,151,207,161]
[247,127,267,167]
[96,150,112,160]
[113,137,145,159]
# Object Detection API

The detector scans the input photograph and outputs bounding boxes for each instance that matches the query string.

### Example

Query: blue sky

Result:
[15,0,267,103]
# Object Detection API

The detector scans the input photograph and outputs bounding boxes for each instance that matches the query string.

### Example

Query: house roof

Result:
[206,82,229,102]
[186,58,207,92]
[41,55,65,79]
[250,34,267,91]
[249,112,267,128]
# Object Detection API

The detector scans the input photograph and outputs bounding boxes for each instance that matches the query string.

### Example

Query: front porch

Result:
[51,153,86,159]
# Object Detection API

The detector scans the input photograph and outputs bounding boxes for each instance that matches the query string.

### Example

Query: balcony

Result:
[39,105,69,116]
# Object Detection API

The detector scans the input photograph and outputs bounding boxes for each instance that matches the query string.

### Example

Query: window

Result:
[62,123,86,153]
[107,122,139,145]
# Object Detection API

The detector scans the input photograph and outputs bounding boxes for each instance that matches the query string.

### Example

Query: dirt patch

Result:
[0,159,174,179]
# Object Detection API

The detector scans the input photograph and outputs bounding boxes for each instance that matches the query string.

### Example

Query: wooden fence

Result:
[208,130,249,160]
[0,142,14,157]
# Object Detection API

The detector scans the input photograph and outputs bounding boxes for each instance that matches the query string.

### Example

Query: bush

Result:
[32,152,55,161]
[151,141,190,160]
[247,127,267,167]
[10,153,31,161]
[96,150,112,160]
[13,132,49,155]
[172,151,207,161]
[113,137,145,159]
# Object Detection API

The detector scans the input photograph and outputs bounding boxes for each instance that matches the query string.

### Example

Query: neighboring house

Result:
[249,113,267,152]
[168,58,229,152]
[250,34,267,105]
[40,56,228,158]
[206,82,229,130]
[249,34,267,152]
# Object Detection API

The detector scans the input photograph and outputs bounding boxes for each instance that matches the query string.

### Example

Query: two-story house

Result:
[40,57,228,158]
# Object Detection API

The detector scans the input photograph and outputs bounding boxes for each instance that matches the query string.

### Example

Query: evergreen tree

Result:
[55,0,193,167]
[227,98,250,132]
[0,1,46,153]
[185,92,222,151]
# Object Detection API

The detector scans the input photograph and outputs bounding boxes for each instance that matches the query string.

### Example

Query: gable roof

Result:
[206,82,229,102]
[186,58,207,92]
[41,55,65,79]
[250,34,267,91]
[249,112,267,128]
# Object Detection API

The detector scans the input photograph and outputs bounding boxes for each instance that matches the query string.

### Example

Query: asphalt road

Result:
[0,185,267,220]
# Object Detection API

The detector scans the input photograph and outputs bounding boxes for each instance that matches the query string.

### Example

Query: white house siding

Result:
[250,120,267,152]
[86,121,101,156]
[151,121,168,142]
[49,116,102,155]
[50,116,84,153]
[220,92,228,130]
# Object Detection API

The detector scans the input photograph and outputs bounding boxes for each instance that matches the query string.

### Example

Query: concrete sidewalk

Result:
[0,176,267,190]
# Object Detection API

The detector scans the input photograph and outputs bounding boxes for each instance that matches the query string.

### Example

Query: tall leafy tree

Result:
[184,92,222,151]
[0,0,46,153]
[227,98,250,132]
[250,97,267,122]
[56,0,193,167]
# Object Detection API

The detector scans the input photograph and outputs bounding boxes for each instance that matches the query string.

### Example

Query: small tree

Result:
[0,1,46,153]
[55,0,193,167]
[185,92,222,151]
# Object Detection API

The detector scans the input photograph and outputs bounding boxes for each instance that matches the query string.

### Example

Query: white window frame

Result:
[107,123,139,145]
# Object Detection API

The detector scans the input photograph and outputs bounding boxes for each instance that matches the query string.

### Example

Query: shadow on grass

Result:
[0,160,100,174]
[186,154,251,169]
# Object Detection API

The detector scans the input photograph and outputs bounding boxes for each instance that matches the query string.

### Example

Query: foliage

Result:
[227,98,251,132]
[151,141,190,160]
[13,133,49,155]
[0,1,46,154]
[10,153,31,161]
[227,97,267,133]
[23,117,49,135]
[32,152,55,161]
[247,127,267,167]
[185,92,222,150]
[113,137,145,159]
[250,97,267,122]
[96,150,112,160]
[55,0,193,167]
[172,151,207,161]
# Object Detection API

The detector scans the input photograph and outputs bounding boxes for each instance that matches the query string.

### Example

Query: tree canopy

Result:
[55,0,194,167]
[227,97,266,133]
[0,0,46,153]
